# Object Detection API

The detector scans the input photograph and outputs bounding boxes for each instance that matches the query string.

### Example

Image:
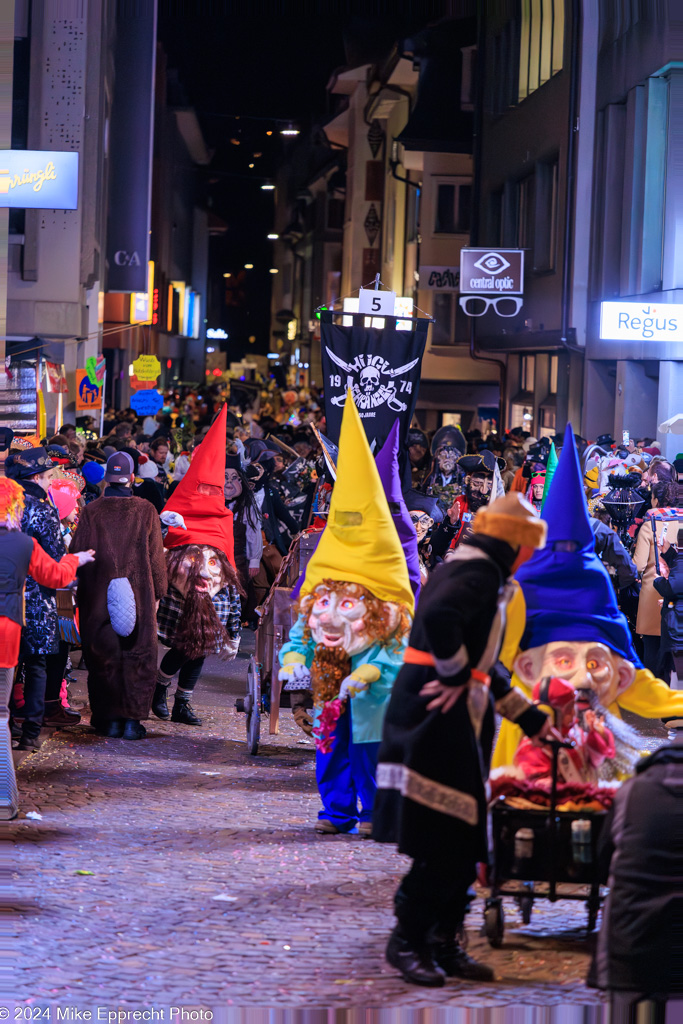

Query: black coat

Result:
[654,548,683,654]
[373,536,546,865]
[589,743,683,995]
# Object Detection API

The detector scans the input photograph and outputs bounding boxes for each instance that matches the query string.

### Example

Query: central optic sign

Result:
[600,301,683,341]
[460,248,524,295]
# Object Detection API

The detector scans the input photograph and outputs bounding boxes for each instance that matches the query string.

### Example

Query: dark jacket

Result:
[19,480,66,654]
[590,743,683,995]
[261,484,298,556]
[590,516,638,589]
[373,536,546,865]
[654,547,683,654]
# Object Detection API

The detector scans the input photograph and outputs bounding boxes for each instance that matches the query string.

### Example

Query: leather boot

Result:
[122,719,146,740]
[432,936,495,981]
[43,700,81,727]
[151,684,170,720]
[385,926,445,987]
[171,692,202,726]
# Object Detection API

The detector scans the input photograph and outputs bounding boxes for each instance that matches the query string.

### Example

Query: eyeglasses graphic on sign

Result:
[458,296,524,317]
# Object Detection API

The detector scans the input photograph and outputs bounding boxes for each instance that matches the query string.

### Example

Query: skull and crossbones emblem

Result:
[325,348,419,411]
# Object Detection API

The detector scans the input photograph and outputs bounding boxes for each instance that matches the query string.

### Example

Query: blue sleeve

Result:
[350,641,405,712]
[278,611,316,667]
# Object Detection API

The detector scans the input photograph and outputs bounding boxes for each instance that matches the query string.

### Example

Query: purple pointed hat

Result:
[375,419,421,600]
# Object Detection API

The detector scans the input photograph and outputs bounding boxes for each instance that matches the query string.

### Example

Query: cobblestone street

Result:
[7,637,668,1012]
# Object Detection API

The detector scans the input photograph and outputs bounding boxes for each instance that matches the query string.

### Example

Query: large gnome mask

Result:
[493,423,683,767]
[298,394,414,707]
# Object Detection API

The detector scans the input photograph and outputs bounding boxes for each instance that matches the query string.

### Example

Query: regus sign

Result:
[600,301,683,341]
[0,150,79,209]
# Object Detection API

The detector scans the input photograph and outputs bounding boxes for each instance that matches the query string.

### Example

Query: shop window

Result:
[510,404,534,431]
[539,406,556,438]
[520,354,535,392]
[518,0,564,102]
[549,354,559,394]
[435,181,472,234]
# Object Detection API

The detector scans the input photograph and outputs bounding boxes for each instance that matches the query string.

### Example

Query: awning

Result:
[6,336,66,363]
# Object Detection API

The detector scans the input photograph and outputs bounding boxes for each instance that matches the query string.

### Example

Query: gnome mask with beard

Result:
[165,544,243,659]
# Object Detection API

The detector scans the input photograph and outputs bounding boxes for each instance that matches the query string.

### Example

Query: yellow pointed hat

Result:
[302,392,414,612]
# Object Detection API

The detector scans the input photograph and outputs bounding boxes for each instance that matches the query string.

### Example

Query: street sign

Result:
[460,248,524,295]
[418,266,460,291]
[0,150,79,209]
[358,288,396,315]
[600,301,683,342]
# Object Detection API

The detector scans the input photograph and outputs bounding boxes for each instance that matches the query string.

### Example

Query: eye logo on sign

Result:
[473,252,511,276]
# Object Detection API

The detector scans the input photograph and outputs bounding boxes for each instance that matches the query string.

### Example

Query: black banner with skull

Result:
[320,312,429,451]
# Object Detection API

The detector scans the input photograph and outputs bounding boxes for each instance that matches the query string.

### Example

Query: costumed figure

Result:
[493,424,683,771]
[278,393,414,836]
[527,471,546,515]
[70,451,168,741]
[373,491,550,987]
[446,449,504,548]
[405,427,431,490]
[404,490,452,585]
[154,405,243,726]
[424,425,467,512]
[0,478,93,815]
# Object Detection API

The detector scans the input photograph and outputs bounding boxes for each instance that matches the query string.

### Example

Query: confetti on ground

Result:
[26,811,43,820]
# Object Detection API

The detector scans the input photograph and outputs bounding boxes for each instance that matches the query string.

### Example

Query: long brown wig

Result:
[165,545,244,660]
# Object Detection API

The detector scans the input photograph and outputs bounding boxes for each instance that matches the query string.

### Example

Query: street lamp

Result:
[244,263,254,269]
[261,182,275,191]
[280,123,299,136]
[267,233,279,239]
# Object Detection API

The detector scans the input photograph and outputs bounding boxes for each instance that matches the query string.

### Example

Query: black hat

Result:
[596,433,615,448]
[406,428,428,450]
[431,424,467,457]
[403,489,444,524]
[6,446,55,480]
[0,427,14,453]
[458,450,504,475]
[105,450,134,483]
[225,453,242,472]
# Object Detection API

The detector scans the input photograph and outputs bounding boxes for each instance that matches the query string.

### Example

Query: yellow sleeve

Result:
[500,581,526,672]
[618,668,683,719]
[491,670,534,768]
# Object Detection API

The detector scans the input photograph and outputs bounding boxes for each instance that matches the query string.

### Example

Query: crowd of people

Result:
[2,378,682,1008]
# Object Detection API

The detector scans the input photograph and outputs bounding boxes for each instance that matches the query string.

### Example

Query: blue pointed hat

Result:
[515,423,642,666]
[375,419,421,600]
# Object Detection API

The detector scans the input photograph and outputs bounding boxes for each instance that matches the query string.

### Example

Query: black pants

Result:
[159,648,205,692]
[641,634,670,684]
[394,854,477,945]
[18,643,69,739]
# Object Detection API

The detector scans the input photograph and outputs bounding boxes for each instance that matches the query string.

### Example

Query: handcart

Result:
[234,530,322,754]
[483,738,608,947]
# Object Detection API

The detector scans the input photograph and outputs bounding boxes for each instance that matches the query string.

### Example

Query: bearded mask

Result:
[174,546,226,598]
[466,472,493,512]
[514,640,637,710]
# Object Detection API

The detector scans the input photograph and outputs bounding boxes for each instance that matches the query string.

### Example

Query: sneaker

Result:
[433,938,495,981]
[357,821,373,838]
[386,927,446,987]
[16,733,42,752]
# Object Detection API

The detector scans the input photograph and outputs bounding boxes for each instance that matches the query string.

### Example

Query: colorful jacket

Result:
[20,485,67,654]
[279,612,406,744]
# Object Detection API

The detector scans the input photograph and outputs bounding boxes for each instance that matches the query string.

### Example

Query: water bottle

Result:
[571,819,592,864]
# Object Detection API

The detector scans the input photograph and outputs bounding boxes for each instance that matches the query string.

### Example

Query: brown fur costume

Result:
[71,495,167,721]
[165,545,244,660]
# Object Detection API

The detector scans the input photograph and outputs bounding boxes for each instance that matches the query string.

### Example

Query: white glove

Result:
[76,549,95,566]
[278,662,311,690]
[160,511,186,530]
[338,675,370,701]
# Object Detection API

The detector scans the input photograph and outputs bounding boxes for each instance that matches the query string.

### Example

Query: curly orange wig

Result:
[0,478,25,529]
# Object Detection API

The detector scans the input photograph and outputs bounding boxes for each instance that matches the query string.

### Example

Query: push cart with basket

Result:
[234,529,322,754]
[483,738,609,947]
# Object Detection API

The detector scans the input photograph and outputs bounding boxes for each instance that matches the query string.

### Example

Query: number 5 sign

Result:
[358,288,396,316]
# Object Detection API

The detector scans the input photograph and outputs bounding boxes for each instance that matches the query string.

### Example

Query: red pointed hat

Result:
[162,404,235,565]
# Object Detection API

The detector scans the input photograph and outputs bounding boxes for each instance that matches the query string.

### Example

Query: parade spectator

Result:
[71,451,167,740]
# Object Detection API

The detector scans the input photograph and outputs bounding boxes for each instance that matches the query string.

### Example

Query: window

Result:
[461,46,476,111]
[432,293,454,344]
[518,0,564,102]
[520,355,535,392]
[488,190,503,246]
[435,181,472,234]
[534,158,558,271]
[539,407,556,437]
[517,173,535,251]
[406,185,420,243]
[549,354,559,394]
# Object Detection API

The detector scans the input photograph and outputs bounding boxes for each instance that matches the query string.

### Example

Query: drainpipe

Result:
[561,0,581,347]
[468,4,508,433]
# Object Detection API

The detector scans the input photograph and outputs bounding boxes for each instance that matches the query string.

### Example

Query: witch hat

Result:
[162,404,235,566]
[301,392,414,612]
[375,419,421,600]
[514,422,641,664]
[541,441,558,511]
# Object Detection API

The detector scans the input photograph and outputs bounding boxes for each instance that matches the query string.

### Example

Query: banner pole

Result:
[99,369,106,437]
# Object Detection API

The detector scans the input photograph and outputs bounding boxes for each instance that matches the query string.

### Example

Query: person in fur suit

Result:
[70,451,167,740]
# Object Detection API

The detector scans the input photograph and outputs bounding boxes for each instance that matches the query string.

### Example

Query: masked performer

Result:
[278,394,414,836]
[424,425,467,512]
[446,450,502,548]
[494,424,683,769]
[373,492,551,987]
[156,406,241,725]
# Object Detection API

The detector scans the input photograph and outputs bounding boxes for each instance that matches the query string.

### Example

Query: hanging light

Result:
[244,263,254,270]
[261,182,275,191]
[280,122,299,136]
[267,233,279,240]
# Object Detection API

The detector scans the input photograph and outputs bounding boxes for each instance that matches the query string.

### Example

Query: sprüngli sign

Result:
[0,150,78,210]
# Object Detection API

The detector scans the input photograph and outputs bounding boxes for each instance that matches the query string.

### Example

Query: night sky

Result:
[157,6,449,359]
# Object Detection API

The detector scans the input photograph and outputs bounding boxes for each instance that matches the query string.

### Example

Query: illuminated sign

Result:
[0,150,79,209]
[460,249,524,295]
[600,301,683,342]
[342,296,414,330]
[130,261,155,323]
[207,328,228,339]
[418,266,460,291]
[152,288,159,325]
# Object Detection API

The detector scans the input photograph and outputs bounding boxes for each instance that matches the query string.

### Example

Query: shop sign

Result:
[75,370,102,411]
[600,301,683,342]
[0,150,79,209]
[418,266,460,291]
[460,248,524,295]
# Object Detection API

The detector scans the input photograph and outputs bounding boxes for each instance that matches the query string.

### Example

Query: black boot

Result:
[92,718,124,738]
[171,692,202,726]
[432,936,495,982]
[122,719,146,740]
[16,730,42,752]
[385,926,445,987]
[151,684,170,720]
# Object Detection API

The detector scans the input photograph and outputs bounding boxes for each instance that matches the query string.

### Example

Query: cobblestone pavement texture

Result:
[8,636,670,1010]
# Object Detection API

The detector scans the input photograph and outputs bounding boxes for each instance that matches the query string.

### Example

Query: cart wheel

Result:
[484,897,505,948]
[246,658,261,756]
